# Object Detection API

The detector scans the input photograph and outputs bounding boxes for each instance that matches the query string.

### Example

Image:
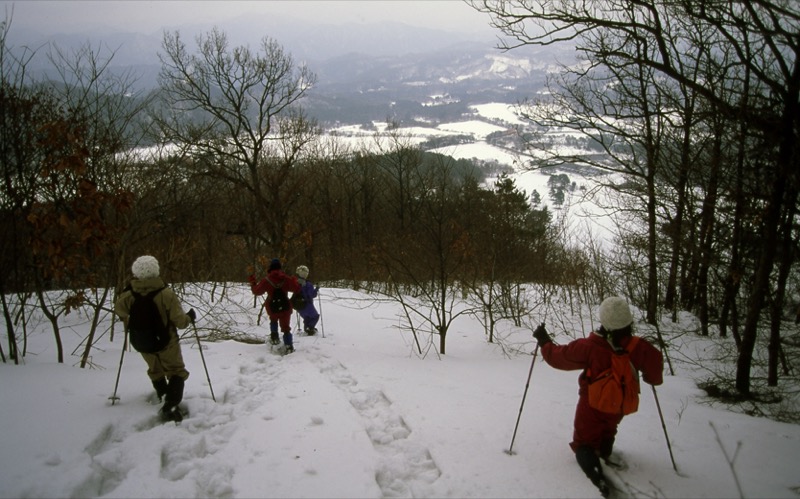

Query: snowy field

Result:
[132,102,609,245]
[326,102,607,239]
[2,285,799,499]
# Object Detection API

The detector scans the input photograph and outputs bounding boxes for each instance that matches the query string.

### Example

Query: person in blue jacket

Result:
[295,265,320,335]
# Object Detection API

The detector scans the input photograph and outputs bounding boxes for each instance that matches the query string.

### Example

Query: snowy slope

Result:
[1,286,799,498]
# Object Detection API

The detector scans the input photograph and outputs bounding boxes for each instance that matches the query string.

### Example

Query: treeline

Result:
[0,21,559,362]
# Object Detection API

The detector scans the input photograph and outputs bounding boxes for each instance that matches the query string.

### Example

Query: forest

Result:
[1,0,799,417]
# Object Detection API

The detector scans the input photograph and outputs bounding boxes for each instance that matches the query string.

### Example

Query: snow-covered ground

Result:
[2,285,799,498]
[470,103,527,126]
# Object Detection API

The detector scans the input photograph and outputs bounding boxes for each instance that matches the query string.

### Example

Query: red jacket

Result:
[249,269,301,317]
[541,332,663,454]
[542,333,663,393]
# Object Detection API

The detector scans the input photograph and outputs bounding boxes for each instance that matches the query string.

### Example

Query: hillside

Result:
[1,285,798,498]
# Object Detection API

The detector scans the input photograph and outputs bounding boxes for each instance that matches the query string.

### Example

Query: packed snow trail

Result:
[61,333,445,499]
[306,346,442,497]
[57,338,384,499]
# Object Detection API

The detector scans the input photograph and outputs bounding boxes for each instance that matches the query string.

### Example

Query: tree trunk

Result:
[1,289,17,363]
[736,83,799,394]
[80,287,110,368]
[696,126,723,336]
[664,128,691,313]
[768,191,797,386]
[36,289,64,364]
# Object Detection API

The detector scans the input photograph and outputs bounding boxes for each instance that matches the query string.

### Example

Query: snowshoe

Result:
[304,327,317,336]
[269,343,294,356]
[592,476,611,498]
[603,454,627,471]
[160,404,187,424]
[269,335,280,346]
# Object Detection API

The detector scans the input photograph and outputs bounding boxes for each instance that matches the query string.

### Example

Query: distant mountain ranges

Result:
[9,16,575,128]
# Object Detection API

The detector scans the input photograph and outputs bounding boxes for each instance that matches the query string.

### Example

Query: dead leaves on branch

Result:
[24,116,134,288]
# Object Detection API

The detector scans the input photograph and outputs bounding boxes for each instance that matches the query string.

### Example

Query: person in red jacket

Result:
[533,296,663,497]
[249,258,302,353]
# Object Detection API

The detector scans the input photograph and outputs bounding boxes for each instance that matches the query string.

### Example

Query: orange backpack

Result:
[587,336,641,415]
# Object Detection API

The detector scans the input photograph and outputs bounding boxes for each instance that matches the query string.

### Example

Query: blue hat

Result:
[269,258,281,271]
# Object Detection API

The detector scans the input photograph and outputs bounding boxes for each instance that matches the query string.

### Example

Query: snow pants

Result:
[299,305,319,330]
[269,310,294,347]
[569,393,624,458]
[141,332,189,382]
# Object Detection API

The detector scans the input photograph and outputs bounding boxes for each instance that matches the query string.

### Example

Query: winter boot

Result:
[576,446,610,498]
[304,327,317,336]
[603,453,627,470]
[161,376,185,422]
[152,377,168,403]
[161,404,183,423]
[269,321,280,345]
[283,332,294,353]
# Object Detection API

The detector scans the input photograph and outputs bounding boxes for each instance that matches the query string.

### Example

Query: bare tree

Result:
[2,17,144,364]
[371,153,477,355]
[472,0,800,396]
[154,28,318,262]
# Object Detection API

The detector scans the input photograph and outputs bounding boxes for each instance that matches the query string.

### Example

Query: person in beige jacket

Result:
[115,255,195,422]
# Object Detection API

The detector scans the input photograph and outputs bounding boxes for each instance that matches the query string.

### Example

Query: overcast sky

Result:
[2,1,495,35]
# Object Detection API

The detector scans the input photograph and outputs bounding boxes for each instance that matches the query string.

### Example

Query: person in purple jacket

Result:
[295,265,320,335]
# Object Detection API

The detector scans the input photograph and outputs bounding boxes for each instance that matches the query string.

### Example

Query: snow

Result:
[325,123,455,152]
[436,121,506,140]
[486,54,533,74]
[430,142,521,167]
[470,103,527,125]
[2,285,800,499]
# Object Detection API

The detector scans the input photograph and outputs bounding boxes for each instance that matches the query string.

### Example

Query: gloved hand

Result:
[247,274,257,285]
[533,323,551,346]
[187,309,196,323]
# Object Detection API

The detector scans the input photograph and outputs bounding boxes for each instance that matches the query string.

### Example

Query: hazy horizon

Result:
[1,0,496,37]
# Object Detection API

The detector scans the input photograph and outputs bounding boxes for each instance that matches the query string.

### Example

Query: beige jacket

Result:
[114,277,192,333]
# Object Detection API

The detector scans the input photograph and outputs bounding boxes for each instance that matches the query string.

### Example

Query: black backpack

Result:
[127,287,171,353]
[290,292,307,311]
[267,277,290,313]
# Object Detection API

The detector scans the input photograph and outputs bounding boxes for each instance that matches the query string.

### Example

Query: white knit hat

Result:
[131,255,160,279]
[296,265,309,279]
[599,296,633,331]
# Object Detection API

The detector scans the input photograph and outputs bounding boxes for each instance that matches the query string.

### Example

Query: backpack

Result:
[587,336,641,415]
[290,292,307,311]
[267,277,289,313]
[127,287,170,353]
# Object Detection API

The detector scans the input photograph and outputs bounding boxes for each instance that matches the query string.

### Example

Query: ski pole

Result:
[109,326,127,405]
[506,342,539,455]
[651,384,678,472]
[192,319,216,403]
[318,288,325,338]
